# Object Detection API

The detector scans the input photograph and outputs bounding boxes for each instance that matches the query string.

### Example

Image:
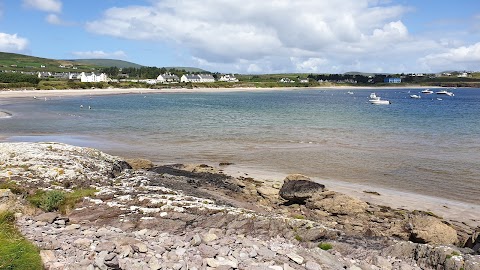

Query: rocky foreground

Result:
[1,142,479,270]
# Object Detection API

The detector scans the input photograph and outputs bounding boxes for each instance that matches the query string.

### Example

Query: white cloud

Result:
[0,33,29,53]
[71,50,127,59]
[45,13,72,25]
[419,42,480,71]
[85,0,474,73]
[23,0,61,13]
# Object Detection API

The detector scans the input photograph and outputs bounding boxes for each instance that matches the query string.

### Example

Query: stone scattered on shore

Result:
[1,142,479,270]
[279,174,325,203]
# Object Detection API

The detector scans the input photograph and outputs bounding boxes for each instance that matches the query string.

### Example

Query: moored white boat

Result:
[410,94,421,99]
[421,89,433,94]
[436,90,454,96]
[369,93,391,105]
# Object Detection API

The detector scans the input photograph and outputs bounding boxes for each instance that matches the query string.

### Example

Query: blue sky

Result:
[1,0,479,73]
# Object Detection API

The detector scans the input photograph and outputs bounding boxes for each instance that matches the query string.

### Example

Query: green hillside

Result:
[68,59,144,69]
[0,52,97,72]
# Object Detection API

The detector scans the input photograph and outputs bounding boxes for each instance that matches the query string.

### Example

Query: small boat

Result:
[369,93,391,105]
[436,90,454,96]
[410,94,421,99]
[347,91,354,95]
[421,89,434,94]
[437,98,443,101]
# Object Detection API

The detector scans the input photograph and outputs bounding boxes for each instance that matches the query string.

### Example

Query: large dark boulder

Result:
[279,174,325,203]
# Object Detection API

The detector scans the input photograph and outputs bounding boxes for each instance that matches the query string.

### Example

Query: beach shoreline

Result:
[0,85,442,99]
[220,164,480,228]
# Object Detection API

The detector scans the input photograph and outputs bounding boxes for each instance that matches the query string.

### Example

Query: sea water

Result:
[1,88,479,204]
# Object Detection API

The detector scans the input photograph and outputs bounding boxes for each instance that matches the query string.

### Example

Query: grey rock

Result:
[306,261,322,270]
[40,250,56,265]
[198,243,218,257]
[34,212,59,223]
[148,257,162,270]
[95,241,116,252]
[65,224,81,230]
[287,252,305,265]
[104,253,119,269]
[279,174,325,203]
[257,246,276,260]
[73,238,92,249]
[190,234,202,246]
[202,233,218,243]
[409,215,458,245]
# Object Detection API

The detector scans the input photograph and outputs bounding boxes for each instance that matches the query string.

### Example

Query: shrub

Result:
[318,242,333,251]
[28,188,96,213]
[28,190,65,212]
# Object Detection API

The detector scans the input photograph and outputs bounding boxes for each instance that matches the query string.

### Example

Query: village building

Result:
[80,72,109,83]
[279,78,295,83]
[180,74,215,83]
[156,73,180,83]
[384,77,402,83]
[218,74,239,82]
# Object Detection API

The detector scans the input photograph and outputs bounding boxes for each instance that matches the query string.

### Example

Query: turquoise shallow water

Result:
[1,88,480,203]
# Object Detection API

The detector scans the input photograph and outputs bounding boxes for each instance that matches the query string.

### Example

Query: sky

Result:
[0,0,479,74]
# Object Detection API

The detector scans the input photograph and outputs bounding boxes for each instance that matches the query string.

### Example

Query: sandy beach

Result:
[0,85,440,99]
[1,85,478,229]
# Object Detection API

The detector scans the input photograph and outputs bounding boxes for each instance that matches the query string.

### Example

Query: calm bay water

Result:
[1,88,480,203]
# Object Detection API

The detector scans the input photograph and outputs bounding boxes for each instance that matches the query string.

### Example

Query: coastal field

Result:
[1,86,479,228]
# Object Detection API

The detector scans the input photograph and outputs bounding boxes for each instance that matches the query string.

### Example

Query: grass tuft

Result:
[318,242,333,251]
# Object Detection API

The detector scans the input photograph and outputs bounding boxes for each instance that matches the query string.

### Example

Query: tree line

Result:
[100,67,212,79]
[0,72,40,84]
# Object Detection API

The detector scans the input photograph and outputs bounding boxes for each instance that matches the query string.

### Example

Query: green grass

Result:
[294,234,303,242]
[0,212,42,269]
[27,188,97,213]
[318,242,333,251]
[0,181,27,195]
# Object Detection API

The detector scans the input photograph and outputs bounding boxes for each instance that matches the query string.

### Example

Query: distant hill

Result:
[67,59,143,69]
[0,51,96,71]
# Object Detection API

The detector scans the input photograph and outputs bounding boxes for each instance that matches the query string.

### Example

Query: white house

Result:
[69,73,81,80]
[156,73,180,83]
[80,72,109,83]
[37,72,52,79]
[219,74,239,82]
[180,74,201,83]
[279,78,295,83]
[180,74,216,83]
[198,74,215,83]
[299,78,309,83]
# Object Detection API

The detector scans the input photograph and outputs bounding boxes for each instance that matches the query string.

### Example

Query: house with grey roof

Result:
[157,73,180,83]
